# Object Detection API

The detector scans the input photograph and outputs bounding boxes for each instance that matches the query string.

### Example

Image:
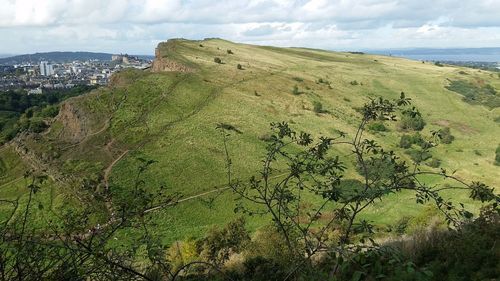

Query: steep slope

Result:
[1,38,499,243]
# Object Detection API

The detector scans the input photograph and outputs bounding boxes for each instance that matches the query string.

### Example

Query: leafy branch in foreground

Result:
[220,93,499,279]
[0,159,179,281]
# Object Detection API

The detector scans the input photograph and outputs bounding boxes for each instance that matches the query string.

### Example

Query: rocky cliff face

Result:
[151,57,193,72]
[151,41,193,73]
[56,102,90,143]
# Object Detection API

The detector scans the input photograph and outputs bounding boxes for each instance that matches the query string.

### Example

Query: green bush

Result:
[214,57,222,64]
[199,217,250,265]
[356,157,395,181]
[312,101,325,113]
[410,209,500,281]
[495,145,500,166]
[292,85,300,95]
[445,80,500,109]
[406,148,432,163]
[28,118,47,133]
[38,105,59,118]
[399,134,413,148]
[237,64,243,70]
[427,158,441,168]
[400,111,426,131]
[438,127,454,144]
[368,121,388,132]
[350,80,359,85]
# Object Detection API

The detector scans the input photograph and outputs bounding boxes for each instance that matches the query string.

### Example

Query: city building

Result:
[40,61,54,76]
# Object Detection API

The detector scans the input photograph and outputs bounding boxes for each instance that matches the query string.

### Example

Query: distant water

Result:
[390,54,500,63]
[368,48,500,63]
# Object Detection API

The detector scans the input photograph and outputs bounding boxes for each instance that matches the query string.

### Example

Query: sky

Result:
[1,0,500,55]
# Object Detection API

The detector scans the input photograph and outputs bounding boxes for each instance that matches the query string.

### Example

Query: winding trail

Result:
[0,177,23,189]
[103,149,130,190]
[61,119,110,150]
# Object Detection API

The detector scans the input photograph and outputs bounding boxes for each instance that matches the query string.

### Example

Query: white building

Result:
[28,88,43,95]
[40,61,54,76]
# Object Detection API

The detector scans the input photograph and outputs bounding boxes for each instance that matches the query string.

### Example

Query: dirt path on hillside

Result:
[61,119,110,150]
[0,177,23,189]
[103,149,129,190]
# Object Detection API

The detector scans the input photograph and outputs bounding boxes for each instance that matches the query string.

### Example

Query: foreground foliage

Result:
[0,95,498,280]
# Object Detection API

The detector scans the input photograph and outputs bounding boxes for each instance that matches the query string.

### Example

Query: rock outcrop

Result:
[56,101,90,143]
[151,41,194,73]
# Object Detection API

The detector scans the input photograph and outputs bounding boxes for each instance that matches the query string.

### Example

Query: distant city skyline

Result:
[1,0,500,55]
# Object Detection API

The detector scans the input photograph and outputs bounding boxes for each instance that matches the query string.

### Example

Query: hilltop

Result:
[0,38,499,244]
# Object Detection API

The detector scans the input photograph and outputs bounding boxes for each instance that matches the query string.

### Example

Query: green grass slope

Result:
[1,38,499,244]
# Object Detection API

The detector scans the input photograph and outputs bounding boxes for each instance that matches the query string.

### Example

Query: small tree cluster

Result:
[399,132,427,149]
[399,108,426,131]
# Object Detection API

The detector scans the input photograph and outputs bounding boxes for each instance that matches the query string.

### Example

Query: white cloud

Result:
[0,0,499,54]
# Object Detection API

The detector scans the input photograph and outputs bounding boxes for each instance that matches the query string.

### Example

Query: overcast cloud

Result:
[0,0,499,54]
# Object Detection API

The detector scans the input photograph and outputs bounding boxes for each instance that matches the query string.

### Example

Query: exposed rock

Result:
[151,41,194,73]
[151,57,193,72]
[56,101,90,143]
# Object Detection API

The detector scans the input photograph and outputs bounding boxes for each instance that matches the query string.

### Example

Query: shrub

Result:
[292,85,300,95]
[237,64,243,70]
[356,157,396,181]
[227,49,234,54]
[408,209,500,281]
[400,110,426,131]
[350,80,359,85]
[292,77,303,82]
[427,158,441,168]
[312,101,325,113]
[495,145,500,166]
[199,217,250,266]
[214,57,222,64]
[434,61,444,67]
[445,80,500,109]
[400,133,428,149]
[368,121,388,132]
[28,118,48,133]
[399,134,413,148]
[167,238,200,272]
[406,148,432,163]
[438,127,454,144]
[38,105,59,118]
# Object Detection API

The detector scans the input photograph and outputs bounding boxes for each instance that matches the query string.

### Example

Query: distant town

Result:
[0,53,152,94]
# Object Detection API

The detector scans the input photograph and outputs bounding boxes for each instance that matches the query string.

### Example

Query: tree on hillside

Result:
[219,94,498,279]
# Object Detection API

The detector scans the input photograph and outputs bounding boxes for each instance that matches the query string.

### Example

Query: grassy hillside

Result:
[1,38,499,244]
